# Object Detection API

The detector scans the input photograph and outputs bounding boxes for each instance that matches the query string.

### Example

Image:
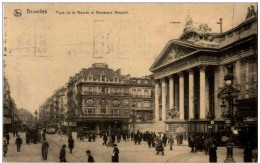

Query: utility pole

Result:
[217,18,223,34]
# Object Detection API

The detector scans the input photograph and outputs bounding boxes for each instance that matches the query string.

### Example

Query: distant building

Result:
[17,108,33,124]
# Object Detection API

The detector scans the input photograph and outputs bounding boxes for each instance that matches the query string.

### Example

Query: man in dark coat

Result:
[86,150,94,162]
[42,138,49,160]
[59,145,66,162]
[15,135,22,152]
[112,144,119,162]
[5,132,10,145]
[111,134,115,144]
[117,133,121,143]
[168,135,174,150]
[137,134,142,145]
[103,134,108,145]
[147,134,153,148]
[68,136,74,153]
[209,143,217,162]
[26,132,30,144]
[156,139,164,155]
[244,142,253,162]
[162,134,167,147]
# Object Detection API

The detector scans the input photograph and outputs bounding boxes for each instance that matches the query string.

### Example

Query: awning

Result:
[4,117,11,124]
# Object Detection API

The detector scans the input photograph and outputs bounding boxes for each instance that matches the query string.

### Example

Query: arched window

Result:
[138,89,142,96]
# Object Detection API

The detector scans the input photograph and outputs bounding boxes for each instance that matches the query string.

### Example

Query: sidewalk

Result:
[166,147,245,162]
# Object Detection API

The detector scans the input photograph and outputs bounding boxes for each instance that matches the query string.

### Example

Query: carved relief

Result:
[161,45,194,66]
[168,107,180,119]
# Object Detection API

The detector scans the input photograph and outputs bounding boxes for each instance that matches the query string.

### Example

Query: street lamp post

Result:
[219,73,239,163]
[131,104,136,134]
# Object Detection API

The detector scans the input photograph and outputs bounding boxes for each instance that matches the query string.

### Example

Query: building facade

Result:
[150,13,257,145]
[39,87,67,126]
[65,63,154,133]
[3,77,18,133]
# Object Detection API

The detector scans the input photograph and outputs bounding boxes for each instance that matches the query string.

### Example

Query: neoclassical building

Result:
[150,12,257,143]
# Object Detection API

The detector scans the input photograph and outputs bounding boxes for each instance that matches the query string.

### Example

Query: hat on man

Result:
[86,150,91,154]
[113,144,117,147]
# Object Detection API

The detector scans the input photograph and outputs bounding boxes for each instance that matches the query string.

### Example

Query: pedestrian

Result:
[244,142,253,162]
[117,133,121,143]
[137,134,142,145]
[147,134,152,148]
[179,134,183,145]
[204,137,209,155]
[42,137,49,160]
[176,134,179,145]
[15,130,19,137]
[209,142,217,162]
[134,134,138,145]
[86,150,94,162]
[13,129,15,137]
[156,138,164,155]
[59,145,66,162]
[112,144,119,162]
[26,131,30,144]
[3,140,8,157]
[131,131,134,141]
[68,136,74,153]
[162,134,167,147]
[15,135,22,152]
[5,132,10,145]
[103,134,108,145]
[168,135,174,150]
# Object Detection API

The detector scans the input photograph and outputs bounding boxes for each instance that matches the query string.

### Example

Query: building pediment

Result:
[150,40,200,72]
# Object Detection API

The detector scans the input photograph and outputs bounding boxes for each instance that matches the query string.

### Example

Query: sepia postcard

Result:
[2,2,258,162]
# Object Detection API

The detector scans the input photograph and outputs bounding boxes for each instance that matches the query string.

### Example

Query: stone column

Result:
[245,59,249,98]
[168,76,174,109]
[199,65,207,119]
[253,60,257,94]
[178,72,184,120]
[154,80,160,121]
[234,60,241,99]
[214,67,221,119]
[188,69,194,119]
[218,65,225,87]
[234,60,241,85]
[161,78,166,121]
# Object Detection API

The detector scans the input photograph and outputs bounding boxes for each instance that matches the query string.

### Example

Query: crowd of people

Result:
[3,127,257,162]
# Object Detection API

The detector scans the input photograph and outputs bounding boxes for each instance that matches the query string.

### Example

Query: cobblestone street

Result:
[3,132,245,162]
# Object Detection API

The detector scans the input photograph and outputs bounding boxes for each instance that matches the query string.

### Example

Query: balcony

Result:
[81,91,131,96]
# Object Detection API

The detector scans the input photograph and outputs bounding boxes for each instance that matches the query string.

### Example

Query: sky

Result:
[3,3,257,114]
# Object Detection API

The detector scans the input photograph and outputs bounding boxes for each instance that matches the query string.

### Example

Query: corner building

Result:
[66,63,154,133]
[150,15,257,145]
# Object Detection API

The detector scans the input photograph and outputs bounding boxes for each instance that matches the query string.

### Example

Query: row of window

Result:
[87,75,119,83]
[84,107,126,114]
[82,86,150,96]
[132,79,149,85]
[84,99,151,107]
[84,99,129,106]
